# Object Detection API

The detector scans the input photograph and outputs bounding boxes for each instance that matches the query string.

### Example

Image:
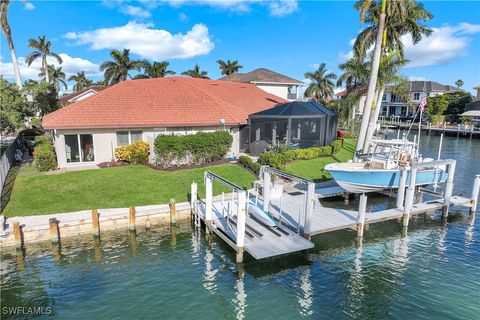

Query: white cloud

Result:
[0,54,101,86]
[308,63,320,69]
[404,23,480,67]
[64,22,215,60]
[338,51,353,62]
[106,0,298,17]
[268,0,298,17]
[121,5,151,18]
[24,2,35,10]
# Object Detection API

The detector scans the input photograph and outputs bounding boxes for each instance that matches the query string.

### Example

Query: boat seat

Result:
[370,160,386,169]
[398,153,411,167]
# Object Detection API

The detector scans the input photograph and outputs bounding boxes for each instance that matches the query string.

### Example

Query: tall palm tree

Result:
[26,35,63,84]
[353,0,433,60]
[0,0,22,88]
[39,65,67,93]
[99,49,143,85]
[363,51,410,150]
[354,0,432,156]
[134,61,176,79]
[181,64,209,79]
[303,63,337,101]
[68,71,93,92]
[216,59,243,76]
[455,79,464,88]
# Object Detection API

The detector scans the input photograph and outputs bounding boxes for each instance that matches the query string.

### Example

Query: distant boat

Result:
[325,139,447,193]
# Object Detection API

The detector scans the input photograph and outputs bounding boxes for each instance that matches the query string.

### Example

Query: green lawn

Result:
[2,164,256,217]
[285,138,356,181]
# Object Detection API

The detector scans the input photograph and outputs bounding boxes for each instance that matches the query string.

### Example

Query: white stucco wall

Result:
[54,126,240,169]
[255,83,300,101]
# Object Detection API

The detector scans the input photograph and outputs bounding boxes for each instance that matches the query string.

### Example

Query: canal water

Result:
[1,134,479,319]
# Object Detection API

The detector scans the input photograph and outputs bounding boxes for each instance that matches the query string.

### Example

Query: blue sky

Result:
[1,0,479,94]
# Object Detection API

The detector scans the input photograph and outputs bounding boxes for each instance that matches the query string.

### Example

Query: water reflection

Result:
[297,268,313,316]
[203,242,218,294]
[233,264,247,320]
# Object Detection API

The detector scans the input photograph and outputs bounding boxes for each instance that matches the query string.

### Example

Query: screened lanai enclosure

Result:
[245,101,338,155]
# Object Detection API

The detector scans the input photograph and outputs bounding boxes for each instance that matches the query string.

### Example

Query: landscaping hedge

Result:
[257,139,344,169]
[238,155,261,175]
[115,141,150,164]
[154,131,233,167]
[33,135,57,172]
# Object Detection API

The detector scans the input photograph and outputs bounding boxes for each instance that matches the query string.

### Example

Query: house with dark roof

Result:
[42,77,286,169]
[220,68,303,101]
[462,85,480,120]
[58,85,106,105]
[381,81,463,117]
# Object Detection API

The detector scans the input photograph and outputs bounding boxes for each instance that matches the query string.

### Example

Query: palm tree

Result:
[303,63,337,101]
[455,79,464,88]
[181,64,209,79]
[353,0,432,156]
[216,59,243,76]
[26,35,63,84]
[337,56,369,91]
[0,0,22,88]
[134,61,176,79]
[39,65,67,93]
[353,0,433,60]
[68,71,93,92]
[363,51,410,150]
[99,49,143,85]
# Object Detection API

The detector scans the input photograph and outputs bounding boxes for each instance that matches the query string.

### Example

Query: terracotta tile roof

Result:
[58,85,106,104]
[43,77,286,129]
[219,68,303,85]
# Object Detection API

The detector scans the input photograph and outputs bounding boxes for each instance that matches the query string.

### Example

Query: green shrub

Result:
[154,131,233,167]
[35,135,53,147]
[258,151,289,169]
[33,144,57,171]
[330,139,343,153]
[238,155,261,174]
[115,141,150,164]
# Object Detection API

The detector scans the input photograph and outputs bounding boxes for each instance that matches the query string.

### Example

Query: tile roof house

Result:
[43,77,286,169]
[220,68,303,101]
[58,85,106,105]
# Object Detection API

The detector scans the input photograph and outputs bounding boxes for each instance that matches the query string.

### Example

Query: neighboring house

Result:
[220,68,303,101]
[334,88,367,119]
[462,85,480,122]
[381,81,462,117]
[58,85,106,105]
[42,77,286,169]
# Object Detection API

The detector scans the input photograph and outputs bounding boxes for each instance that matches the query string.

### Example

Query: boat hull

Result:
[326,165,447,193]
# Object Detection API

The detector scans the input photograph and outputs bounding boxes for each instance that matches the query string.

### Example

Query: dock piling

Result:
[13,221,23,249]
[396,168,407,209]
[303,182,315,236]
[49,218,60,243]
[91,209,100,236]
[169,199,177,225]
[205,174,213,222]
[262,169,271,212]
[356,194,367,237]
[471,175,480,214]
[403,167,417,227]
[129,206,136,231]
[442,162,456,218]
[236,191,247,263]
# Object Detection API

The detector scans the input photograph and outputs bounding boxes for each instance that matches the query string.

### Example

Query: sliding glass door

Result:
[65,134,94,163]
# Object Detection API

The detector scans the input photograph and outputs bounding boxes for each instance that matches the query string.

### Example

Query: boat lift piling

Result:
[470,175,480,214]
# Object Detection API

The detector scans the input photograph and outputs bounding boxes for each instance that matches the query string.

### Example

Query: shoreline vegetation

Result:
[2,139,355,217]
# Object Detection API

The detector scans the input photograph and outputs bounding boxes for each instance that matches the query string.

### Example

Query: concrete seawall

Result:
[0,202,192,248]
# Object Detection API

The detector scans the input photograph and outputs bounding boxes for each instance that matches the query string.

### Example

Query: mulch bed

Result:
[97,159,232,171]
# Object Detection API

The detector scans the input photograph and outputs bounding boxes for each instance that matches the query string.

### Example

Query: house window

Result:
[413,93,420,100]
[65,134,94,163]
[116,130,143,146]
[382,94,387,101]
[391,94,397,102]
[287,86,297,99]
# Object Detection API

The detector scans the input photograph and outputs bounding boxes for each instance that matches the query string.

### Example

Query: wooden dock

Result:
[195,200,314,259]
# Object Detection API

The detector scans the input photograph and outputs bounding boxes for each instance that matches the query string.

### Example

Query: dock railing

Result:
[0,137,22,196]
